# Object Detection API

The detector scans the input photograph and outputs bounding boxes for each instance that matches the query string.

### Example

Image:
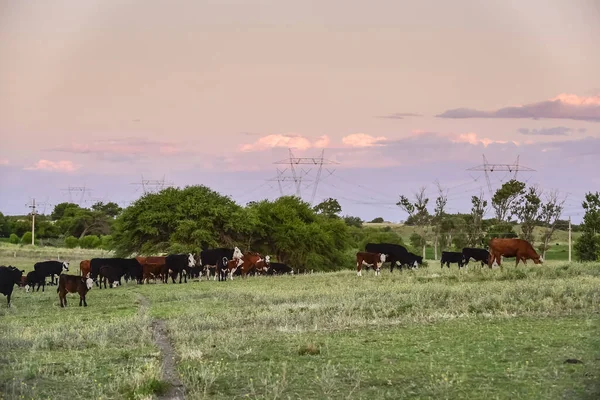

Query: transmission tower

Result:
[61,185,93,205]
[272,148,338,204]
[467,154,535,197]
[131,175,174,195]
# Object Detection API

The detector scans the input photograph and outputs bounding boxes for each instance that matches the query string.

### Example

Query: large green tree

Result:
[51,202,118,238]
[575,192,600,261]
[112,186,248,256]
[313,198,342,218]
[492,179,526,222]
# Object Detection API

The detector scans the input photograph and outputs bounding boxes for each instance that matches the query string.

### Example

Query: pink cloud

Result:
[0,159,8,166]
[239,134,329,152]
[24,160,78,172]
[437,93,600,122]
[50,138,184,158]
[342,133,387,147]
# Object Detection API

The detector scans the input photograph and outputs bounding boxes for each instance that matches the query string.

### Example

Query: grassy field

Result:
[1,245,599,399]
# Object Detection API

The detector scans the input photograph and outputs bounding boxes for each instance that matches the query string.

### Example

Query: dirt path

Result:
[138,294,186,400]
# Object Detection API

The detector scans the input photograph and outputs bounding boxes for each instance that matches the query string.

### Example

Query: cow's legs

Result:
[6,293,11,307]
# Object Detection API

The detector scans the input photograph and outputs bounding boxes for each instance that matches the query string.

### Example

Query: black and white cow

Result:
[398,252,423,269]
[461,247,491,268]
[24,270,46,293]
[90,258,143,288]
[441,251,465,269]
[200,247,243,281]
[164,253,195,284]
[0,265,24,307]
[34,260,69,285]
[267,262,294,275]
[365,243,409,273]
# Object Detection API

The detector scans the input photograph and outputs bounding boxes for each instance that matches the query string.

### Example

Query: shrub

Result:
[79,235,101,249]
[101,235,113,250]
[21,232,33,245]
[9,233,19,244]
[370,217,384,223]
[64,236,79,249]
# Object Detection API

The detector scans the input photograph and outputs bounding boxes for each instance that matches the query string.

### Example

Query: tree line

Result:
[0,183,598,265]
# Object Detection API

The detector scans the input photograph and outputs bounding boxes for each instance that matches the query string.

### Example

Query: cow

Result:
[237,253,270,278]
[90,258,143,288]
[80,260,91,277]
[488,238,543,269]
[267,262,294,275]
[356,252,386,277]
[24,270,46,293]
[98,265,127,288]
[57,274,94,307]
[34,260,69,285]
[200,247,243,281]
[136,256,166,284]
[441,251,465,269]
[462,247,490,268]
[394,252,422,270]
[365,243,409,273]
[164,253,195,284]
[0,265,24,307]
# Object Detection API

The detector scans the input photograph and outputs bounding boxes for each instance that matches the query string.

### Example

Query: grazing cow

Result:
[488,238,543,268]
[356,252,386,277]
[394,252,422,270]
[24,270,46,293]
[136,256,166,284]
[80,260,91,277]
[34,261,69,285]
[164,253,195,284]
[462,247,490,268]
[441,251,465,269]
[267,262,294,275]
[0,265,24,307]
[90,258,143,288]
[201,247,243,281]
[57,274,94,307]
[98,265,127,289]
[365,243,409,273]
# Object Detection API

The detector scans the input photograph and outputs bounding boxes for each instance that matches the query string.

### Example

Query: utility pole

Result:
[27,198,37,246]
[568,217,572,262]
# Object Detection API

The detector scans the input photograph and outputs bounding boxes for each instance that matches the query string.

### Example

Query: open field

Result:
[1,253,599,399]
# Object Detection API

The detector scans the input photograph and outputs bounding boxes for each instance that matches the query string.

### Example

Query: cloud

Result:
[518,127,572,136]
[49,138,185,160]
[376,113,422,119]
[239,134,330,152]
[24,160,77,172]
[342,133,387,147]
[0,159,8,166]
[436,93,600,122]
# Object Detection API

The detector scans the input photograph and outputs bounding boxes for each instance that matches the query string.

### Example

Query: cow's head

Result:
[62,261,69,271]
[85,277,94,290]
[25,284,30,293]
[187,253,195,267]
[233,247,243,260]
[534,254,543,264]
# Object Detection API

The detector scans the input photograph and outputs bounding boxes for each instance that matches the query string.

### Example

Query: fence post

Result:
[568,217,572,263]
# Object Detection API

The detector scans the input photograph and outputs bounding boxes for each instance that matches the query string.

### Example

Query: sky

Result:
[0,0,599,223]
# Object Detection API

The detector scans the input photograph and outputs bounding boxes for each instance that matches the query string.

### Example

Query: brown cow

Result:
[57,274,94,307]
[80,260,91,277]
[226,252,270,279]
[136,256,166,284]
[488,238,543,269]
[356,252,386,277]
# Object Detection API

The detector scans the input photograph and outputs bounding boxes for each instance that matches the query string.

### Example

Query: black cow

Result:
[99,265,126,288]
[462,247,490,268]
[164,253,195,284]
[0,265,24,307]
[267,262,294,275]
[441,251,464,269]
[200,247,243,281]
[34,260,69,285]
[90,258,143,288]
[365,243,409,273]
[25,270,46,293]
[401,252,423,269]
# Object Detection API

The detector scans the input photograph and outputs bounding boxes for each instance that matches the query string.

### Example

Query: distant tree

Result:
[467,191,488,247]
[452,232,469,250]
[358,228,404,251]
[370,217,385,223]
[409,233,425,253]
[575,192,600,261]
[313,198,342,218]
[21,231,33,245]
[492,179,526,222]
[515,186,542,244]
[343,215,363,228]
[0,212,11,237]
[9,233,19,244]
[91,202,122,218]
[484,222,518,244]
[538,191,566,259]
[431,182,447,259]
[52,202,119,238]
[397,187,430,259]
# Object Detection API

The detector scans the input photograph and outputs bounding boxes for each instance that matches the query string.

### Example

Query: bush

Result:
[370,217,384,223]
[64,236,79,249]
[21,232,33,245]
[9,233,19,244]
[101,235,113,250]
[79,235,102,249]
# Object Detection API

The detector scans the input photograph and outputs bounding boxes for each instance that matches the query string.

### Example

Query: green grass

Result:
[1,256,599,399]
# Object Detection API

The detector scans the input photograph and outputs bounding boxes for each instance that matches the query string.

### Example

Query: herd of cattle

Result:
[0,238,544,308]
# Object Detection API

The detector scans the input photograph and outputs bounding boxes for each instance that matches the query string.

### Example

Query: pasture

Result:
[1,245,599,399]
